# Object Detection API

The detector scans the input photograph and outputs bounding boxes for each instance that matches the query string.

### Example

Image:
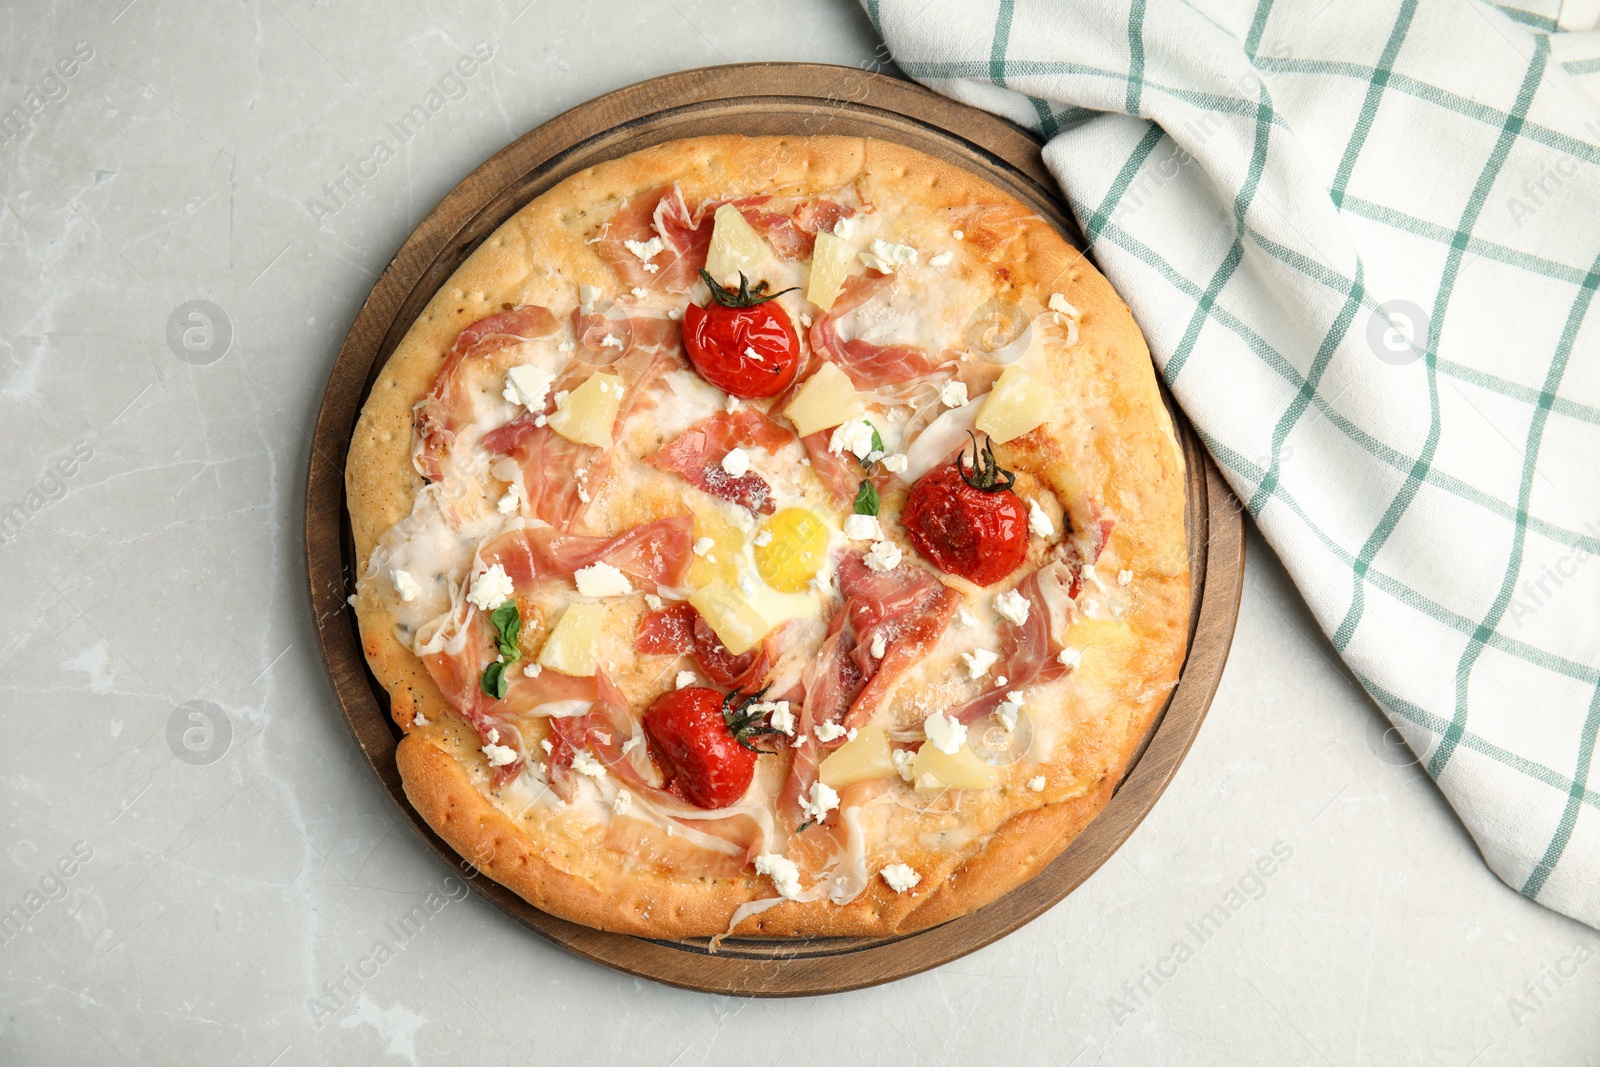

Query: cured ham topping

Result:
[483,418,602,530]
[808,274,947,389]
[800,431,859,507]
[740,198,853,260]
[834,554,962,729]
[635,602,776,691]
[414,305,560,481]
[535,516,694,591]
[595,185,717,290]
[648,408,796,515]
[952,561,1076,724]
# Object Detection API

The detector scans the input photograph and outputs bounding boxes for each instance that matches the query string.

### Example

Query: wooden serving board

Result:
[304,63,1245,997]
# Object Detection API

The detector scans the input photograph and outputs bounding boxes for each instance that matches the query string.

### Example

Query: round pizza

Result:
[345,135,1190,939]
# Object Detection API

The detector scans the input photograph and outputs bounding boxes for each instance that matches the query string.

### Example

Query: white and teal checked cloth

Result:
[863,0,1600,927]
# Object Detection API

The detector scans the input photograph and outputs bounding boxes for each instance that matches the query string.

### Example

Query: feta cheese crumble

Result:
[763,701,795,736]
[693,537,715,557]
[570,750,607,780]
[957,608,980,628]
[600,334,625,349]
[624,236,665,262]
[467,564,514,611]
[863,540,902,572]
[1027,775,1046,792]
[1048,292,1081,318]
[939,380,969,408]
[612,790,633,815]
[1057,647,1083,669]
[523,662,542,678]
[881,452,909,473]
[996,691,1024,731]
[503,364,555,411]
[828,417,877,460]
[993,589,1030,626]
[923,710,966,755]
[892,749,916,782]
[721,447,751,477]
[481,741,517,767]
[929,250,954,268]
[1027,498,1053,538]
[869,632,887,659]
[391,569,421,603]
[675,670,697,690]
[802,781,840,822]
[644,593,663,610]
[814,721,847,743]
[752,529,773,547]
[412,711,429,727]
[881,863,922,892]
[497,484,522,515]
[843,514,883,541]
[1119,569,1134,586]
[755,853,804,900]
[861,239,919,273]
[962,647,1000,679]
[574,561,634,598]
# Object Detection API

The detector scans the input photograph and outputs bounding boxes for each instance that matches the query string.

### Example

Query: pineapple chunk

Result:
[537,601,610,676]
[819,724,895,788]
[910,741,998,793]
[806,231,856,312]
[782,362,865,438]
[689,578,772,656]
[975,365,1057,444]
[686,510,743,589]
[704,204,772,284]
[688,576,818,656]
[547,372,624,449]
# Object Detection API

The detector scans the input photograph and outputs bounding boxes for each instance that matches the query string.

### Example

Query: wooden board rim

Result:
[304,62,1245,997]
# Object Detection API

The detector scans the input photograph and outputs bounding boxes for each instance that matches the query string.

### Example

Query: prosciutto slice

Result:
[483,418,602,530]
[413,305,560,481]
[800,431,860,508]
[808,274,947,389]
[635,602,777,690]
[534,516,694,591]
[835,555,962,730]
[952,561,1077,724]
[647,408,796,515]
[485,338,683,530]
[594,185,717,290]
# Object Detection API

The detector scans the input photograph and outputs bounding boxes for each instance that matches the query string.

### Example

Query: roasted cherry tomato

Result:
[902,434,1029,586]
[644,686,778,809]
[682,270,801,398]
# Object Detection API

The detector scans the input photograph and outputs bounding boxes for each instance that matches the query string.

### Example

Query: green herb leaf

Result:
[853,479,879,516]
[480,660,509,700]
[870,424,885,456]
[489,601,522,661]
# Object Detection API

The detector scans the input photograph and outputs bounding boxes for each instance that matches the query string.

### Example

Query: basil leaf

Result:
[853,479,879,516]
[869,424,884,456]
[490,601,521,661]
[480,660,509,700]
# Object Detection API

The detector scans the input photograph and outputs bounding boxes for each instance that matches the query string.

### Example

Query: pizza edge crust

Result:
[345,135,1191,939]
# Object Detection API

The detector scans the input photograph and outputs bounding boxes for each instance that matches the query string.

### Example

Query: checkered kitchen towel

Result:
[863,0,1600,927]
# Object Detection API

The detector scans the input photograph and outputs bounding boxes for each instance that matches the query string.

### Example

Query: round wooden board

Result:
[305,63,1245,997]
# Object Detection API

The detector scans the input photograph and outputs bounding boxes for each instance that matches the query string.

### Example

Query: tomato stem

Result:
[699,269,799,309]
[722,686,782,753]
[958,432,1018,493]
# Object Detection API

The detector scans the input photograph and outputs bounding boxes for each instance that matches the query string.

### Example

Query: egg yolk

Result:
[754,508,828,592]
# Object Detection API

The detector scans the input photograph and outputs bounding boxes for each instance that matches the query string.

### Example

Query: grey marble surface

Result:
[1,1,1596,1064]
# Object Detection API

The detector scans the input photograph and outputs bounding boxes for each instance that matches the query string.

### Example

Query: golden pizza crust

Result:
[347,135,1190,939]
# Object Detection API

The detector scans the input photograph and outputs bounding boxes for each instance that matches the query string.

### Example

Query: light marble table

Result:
[1,1,1595,1063]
